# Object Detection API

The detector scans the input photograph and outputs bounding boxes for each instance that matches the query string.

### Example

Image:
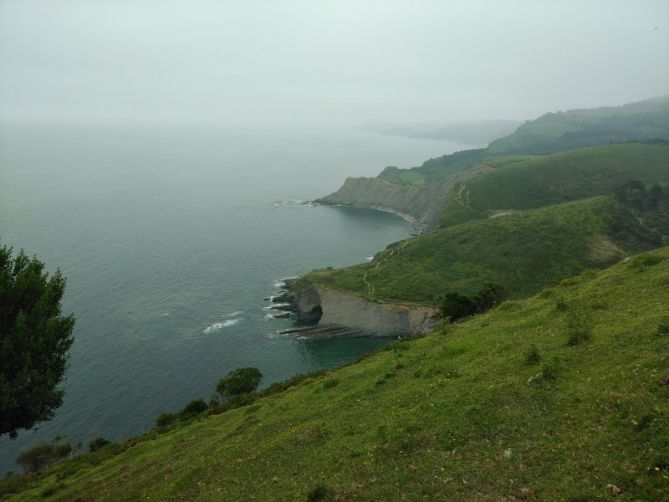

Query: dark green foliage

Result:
[323,378,339,389]
[524,345,541,365]
[657,320,669,335]
[88,438,111,453]
[154,413,177,430]
[440,292,478,322]
[16,440,72,473]
[216,367,263,398]
[615,181,669,235]
[306,485,330,502]
[566,309,593,346]
[474,283,508,311]
[180,399,208,418]
[40,482,65,498]
[441,283,507,322]
[0,245,75,439]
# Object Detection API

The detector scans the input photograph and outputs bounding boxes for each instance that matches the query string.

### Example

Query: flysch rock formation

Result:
[314,164,490,232]
[272,279,438,339]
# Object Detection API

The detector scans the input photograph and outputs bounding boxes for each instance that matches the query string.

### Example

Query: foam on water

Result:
[202,318,240,334]
[222,310,243,318]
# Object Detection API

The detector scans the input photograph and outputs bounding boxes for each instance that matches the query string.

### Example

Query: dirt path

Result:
[363,238,413,296]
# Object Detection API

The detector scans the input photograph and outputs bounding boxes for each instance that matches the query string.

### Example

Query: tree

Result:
[440,292,477,322]
[474,283,508,311]
[216,367,263,398]
[0,245,75,439]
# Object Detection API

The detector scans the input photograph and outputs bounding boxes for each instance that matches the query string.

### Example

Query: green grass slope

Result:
[307,195,665,304]
[488,96,669,154]
[5,248,669,500]
[439,143,669,228]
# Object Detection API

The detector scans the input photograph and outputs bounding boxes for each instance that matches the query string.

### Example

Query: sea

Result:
[0,121,469,474]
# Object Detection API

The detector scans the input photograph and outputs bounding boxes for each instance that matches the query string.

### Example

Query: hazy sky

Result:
[1,0,668,126]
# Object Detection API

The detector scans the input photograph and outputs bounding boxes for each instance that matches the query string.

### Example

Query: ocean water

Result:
[0,122,468,473]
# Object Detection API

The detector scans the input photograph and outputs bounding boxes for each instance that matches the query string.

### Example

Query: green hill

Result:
[4,248,669,500]
[306,195,666,304]
[439,143,669,228]
[488,96,669,155]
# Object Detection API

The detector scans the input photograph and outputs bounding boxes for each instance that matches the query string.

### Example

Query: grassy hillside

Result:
[4,248,669,500]
[306,196,665,304]
[439,143,669,228]
[378,148,488,186]
[488,96,669,154]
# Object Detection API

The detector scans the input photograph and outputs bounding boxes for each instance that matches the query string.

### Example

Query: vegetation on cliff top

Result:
[306,195,665,304]
[4,247,669,500]
[487,95,669,154]
[439,143,669,228]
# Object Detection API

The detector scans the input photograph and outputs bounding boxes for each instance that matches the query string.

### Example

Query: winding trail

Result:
[363,238,413,296]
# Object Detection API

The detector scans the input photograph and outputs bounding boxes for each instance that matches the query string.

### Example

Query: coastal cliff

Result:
[276,280,437,338]
[315,164,490,232]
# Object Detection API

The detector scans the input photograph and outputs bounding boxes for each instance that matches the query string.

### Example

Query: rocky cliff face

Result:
[315,165,490,232]
[279,281,438,338]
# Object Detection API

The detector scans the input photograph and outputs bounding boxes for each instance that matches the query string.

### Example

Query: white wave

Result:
[263,303,290,310]
[273,199,313,207]
[223,310,242,318]
[161,312,170,317]
[366,256,374,261]
[274,281,286,289]
[203,318,240,334]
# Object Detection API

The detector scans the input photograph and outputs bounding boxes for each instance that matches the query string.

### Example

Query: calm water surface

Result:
[0,122,468,473]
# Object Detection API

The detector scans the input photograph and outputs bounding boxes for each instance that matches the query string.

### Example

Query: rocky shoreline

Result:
[266,278,438,339]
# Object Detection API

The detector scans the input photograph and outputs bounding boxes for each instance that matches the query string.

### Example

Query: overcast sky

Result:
[1,0,668,126]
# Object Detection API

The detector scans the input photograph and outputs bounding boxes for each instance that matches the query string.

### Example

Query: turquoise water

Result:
[0,122,466,473]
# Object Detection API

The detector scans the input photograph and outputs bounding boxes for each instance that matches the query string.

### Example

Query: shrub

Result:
[441,283,508,322]
[566,309,592,346]
[307,485,330,502]
[180,399,208,418]
[474,283,508,311]
[16,440,72,473]
[524,345,541,365]
[154,412,177,430]
[323,378,339,389]
[441,292,477,321]
[216,367,263,398]
[88,437,111,453]
[657,320,669,335]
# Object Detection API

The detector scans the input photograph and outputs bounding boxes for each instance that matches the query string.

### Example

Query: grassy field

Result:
[439,143,669,228]
[4,247,669,500]
[305,196,664,304]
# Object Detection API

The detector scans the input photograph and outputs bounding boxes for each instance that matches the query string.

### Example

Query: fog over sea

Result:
[0,122,470,473]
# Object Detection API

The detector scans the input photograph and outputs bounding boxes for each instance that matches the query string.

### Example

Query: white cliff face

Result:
[290,283,438,337]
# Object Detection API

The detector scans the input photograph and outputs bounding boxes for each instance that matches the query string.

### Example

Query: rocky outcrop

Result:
[315,165,490,232]
[275,280,438,338]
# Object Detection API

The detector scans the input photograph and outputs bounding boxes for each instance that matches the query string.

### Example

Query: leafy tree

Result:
[474,283,508,311]
[216,367,263,398]
[440,292,477,322]
[0,245,75,439]
[441,283,508,322]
